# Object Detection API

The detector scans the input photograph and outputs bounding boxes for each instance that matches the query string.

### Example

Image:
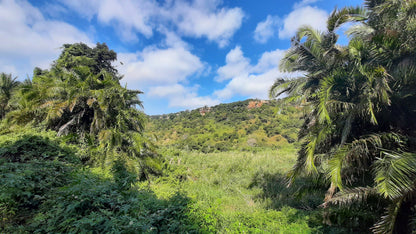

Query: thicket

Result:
[0,129,201,233]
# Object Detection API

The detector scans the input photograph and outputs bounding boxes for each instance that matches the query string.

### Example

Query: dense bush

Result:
[0,131,203,233]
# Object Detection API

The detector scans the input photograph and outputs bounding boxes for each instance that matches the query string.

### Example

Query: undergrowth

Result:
[0,129,203,233]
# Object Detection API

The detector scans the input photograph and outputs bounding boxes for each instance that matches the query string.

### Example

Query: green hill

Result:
[147,99,303,152]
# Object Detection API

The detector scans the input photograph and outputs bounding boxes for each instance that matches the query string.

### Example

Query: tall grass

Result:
[142,145,318,233]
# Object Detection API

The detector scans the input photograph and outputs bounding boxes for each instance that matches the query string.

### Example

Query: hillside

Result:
[147,99,303,152]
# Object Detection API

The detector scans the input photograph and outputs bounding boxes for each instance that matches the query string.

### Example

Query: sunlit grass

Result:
[142,145,316,233]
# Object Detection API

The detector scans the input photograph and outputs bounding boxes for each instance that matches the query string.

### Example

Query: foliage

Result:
[0,131,203,233]
[52,42,119,78]
[4,0,416,231]
[270,0,416,232]
[5,43,159,173]
[0,43,171,231]
[0,130,79,230]
[0,73,20,119]
[150,147,317,233]
[147,99,302,152]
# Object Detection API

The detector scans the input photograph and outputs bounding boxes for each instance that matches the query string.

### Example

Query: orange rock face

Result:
[247,100,269,109]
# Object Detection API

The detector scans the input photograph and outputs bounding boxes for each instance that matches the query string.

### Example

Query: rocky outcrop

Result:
[247,100,269,109]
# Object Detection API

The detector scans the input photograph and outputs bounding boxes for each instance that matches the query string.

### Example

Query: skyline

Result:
[0,0,363,114]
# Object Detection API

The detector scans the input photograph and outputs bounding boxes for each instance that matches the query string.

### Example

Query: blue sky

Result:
[0,0,363,115]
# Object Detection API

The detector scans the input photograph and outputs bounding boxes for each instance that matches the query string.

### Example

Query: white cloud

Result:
[148,84,187,98]
[278,6,328,39]
[215,69,280,99]
[214,46,287,99]
[158,28,189,49]
[117,34,217,111]
[57,0,100,20]
[252,49,283,73]
[148,84,220,109]
[0,0,92,79]
[97,0,155,42]
[254,15,280,43]
[254,3,327,42]
[165,0,244,47]
[293,0,320,9]
[216,46,250,82]
[60,0,156,42]
[118,46,204,88]
[60,0,244,47]
[41,3,69,18]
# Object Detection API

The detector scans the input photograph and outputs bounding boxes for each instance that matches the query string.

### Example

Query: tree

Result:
[270,0,416,233]
[54,42,119,78]
[6,43,158,174]
[0,73,20,118]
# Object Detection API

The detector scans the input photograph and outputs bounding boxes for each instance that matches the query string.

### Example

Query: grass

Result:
[140,145,319,233]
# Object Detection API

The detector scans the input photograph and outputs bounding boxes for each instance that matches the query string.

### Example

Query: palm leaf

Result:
[374,151,416,199]
[324,186,378,206]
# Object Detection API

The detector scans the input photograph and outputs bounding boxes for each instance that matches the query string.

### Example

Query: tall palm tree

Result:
[0,73,20,118]
[6,43,158,175]
[270,1,416,232]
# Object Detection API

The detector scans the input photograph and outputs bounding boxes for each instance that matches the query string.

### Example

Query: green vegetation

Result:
[148,99,302,152]
[1,0,416,233]
[0,43,193,232]
[271,0,416,233]
[0,129,198,233]
[0,43,312,233]
[149,147,314,233]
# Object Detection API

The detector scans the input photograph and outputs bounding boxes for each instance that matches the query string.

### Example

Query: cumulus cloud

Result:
[0,0,218,113]
[0,0,92,79]
[252,49,283,73]
[59,0,244,46]
[278,6,328,39]
[254,15,280,43]
[148,84,220,109]
[164,0,244,47]
[97,0,155,42]
[214,46,286,100]
[254,0,327,42]
[118,46,204,88]
[116,33,218,110]
[216,46,250,82]
[59,0,156,42]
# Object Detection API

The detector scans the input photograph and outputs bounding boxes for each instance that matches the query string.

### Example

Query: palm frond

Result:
[327,6,368,32]
[345,24,375,38]
[296,26,324,43]
[374,151,416,199]
[328,145,351,190]
[325,186,378,206]
[317,75,335,124]
[269,77,307,99]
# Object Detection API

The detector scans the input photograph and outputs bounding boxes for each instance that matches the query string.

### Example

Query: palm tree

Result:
[6,43,159,175]
[270,1,416,233]
[0,73,20,118]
